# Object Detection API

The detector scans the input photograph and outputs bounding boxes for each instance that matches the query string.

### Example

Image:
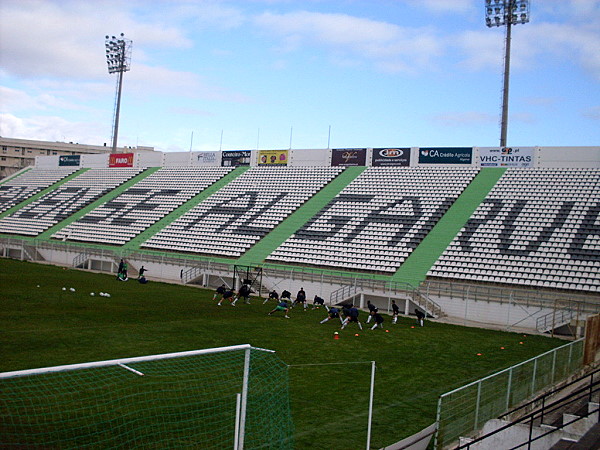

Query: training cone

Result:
[334,332,339,340]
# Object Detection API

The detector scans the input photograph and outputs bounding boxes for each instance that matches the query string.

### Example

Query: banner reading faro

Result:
[109,153,134,167]
[418,147,472,164]
[371,148,410,166]
[258,150,288,166]
[332,148,367,166]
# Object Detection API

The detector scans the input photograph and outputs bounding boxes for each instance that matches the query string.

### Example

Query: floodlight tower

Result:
[105,33,132,153]
[485,0,530,147]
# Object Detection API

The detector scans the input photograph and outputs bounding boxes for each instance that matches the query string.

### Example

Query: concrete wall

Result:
[81,153,109,168]
[136,151,163,168]
[537,146,600,168]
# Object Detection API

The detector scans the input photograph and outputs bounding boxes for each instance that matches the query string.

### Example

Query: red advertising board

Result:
[109,153,134,167]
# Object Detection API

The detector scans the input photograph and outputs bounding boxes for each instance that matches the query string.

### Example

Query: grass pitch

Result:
[0,258,566,449]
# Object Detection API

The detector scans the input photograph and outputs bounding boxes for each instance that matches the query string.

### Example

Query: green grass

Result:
[0,258,566,449]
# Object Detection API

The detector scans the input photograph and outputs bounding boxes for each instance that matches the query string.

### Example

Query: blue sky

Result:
[1,0,599,152]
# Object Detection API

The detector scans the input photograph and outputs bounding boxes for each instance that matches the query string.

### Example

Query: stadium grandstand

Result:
[0,145,598,336]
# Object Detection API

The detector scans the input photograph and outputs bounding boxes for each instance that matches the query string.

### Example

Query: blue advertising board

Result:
[418,147,472,164]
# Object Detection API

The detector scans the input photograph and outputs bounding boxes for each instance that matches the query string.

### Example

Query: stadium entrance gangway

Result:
[329,280,443,318]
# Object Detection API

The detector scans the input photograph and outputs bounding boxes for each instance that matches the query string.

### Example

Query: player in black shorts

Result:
[213,284,227,303]
[313,295,325,309]
[365,301,378,324]
[264,289,279,304]
[320,306,340,324]
[370,312,384,330]
[341,305,362,330]
[391,299,400,324]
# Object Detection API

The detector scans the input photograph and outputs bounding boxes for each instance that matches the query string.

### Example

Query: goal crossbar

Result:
[0,344,254,379]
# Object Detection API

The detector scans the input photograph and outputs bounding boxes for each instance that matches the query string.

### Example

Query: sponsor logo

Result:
[379,148,404,158]
[342,151,358,162]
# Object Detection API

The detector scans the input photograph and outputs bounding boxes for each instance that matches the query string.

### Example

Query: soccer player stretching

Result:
[320,306,341,324]
[365,301,378,323]
[268,299,290,319]
[218,288,236,306]
[341,305,363,330]
[213,284,227,303]
[263,289,279,304]
[370,312,384,330]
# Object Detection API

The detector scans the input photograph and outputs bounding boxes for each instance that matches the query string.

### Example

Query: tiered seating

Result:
[267,167,479,272]
[142,166,344,256]
[0,168,78,214]
[429,168,600,292]
[52,167,233,245]
[0,168,143,236]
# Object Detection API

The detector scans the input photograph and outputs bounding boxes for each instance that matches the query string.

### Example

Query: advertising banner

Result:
[222,150,251,167]
[332,148,367,166]
[191,151,218,166]
[258,149,289,166]
[418,147,472,164]
[479,147,534,167]
[109,153,134,168]
[371,148,410,166]
[58,155,80,166]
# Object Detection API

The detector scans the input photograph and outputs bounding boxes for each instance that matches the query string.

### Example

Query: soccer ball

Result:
[90,293,95,296]
[69,288,75,292]
[62,287,66,291]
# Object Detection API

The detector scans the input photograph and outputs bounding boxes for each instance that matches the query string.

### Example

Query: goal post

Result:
[0,344,294,449]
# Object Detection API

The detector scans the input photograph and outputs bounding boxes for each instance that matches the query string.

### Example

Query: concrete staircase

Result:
[458,377,599,450]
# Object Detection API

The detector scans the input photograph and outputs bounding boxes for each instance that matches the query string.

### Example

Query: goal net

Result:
[0,344,293,449]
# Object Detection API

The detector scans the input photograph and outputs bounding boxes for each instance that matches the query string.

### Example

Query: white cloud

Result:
[128,64,251,102]
[432,111,496,126]
[403,0,473,14]
[0,113,109,144]
[253,10,442,73]
[582,106,600,120]
[0,0,192,80]
[455,21,600,80]
[0,85,99,113]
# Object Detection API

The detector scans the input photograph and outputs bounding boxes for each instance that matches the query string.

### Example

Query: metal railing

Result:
[456,365,599,449]
[329,284,361,304]
[435,339,585,449]
[328,279,443,317]
[536,308,576,333]
[422,279,600,313]
[2,237,597,322]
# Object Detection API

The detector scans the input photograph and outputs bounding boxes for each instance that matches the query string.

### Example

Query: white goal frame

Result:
[0,344,267,450]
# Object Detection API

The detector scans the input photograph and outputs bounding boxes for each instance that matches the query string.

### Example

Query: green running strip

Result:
[236,166,367,267]
[390,168,507,287]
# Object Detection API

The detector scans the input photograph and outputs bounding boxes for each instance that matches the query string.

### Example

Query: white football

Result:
[90,293,95,296]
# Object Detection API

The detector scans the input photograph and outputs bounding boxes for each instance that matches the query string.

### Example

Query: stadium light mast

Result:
[485,0,530,147]
[105,33,132,154]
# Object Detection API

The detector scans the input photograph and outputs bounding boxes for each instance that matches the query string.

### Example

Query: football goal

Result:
[0,344,293,449]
